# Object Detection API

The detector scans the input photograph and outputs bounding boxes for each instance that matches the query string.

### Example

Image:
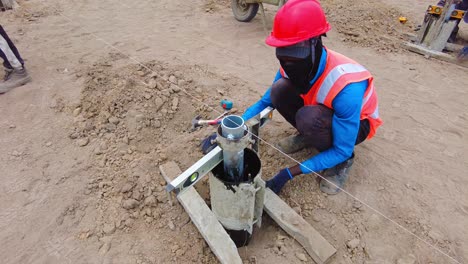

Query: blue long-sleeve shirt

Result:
[242,48,368,174]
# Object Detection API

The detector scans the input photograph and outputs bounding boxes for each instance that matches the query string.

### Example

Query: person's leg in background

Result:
[0,25,31,94]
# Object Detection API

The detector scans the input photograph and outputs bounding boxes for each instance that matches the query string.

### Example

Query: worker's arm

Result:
[241,70,282,121]
[289,80,368,176]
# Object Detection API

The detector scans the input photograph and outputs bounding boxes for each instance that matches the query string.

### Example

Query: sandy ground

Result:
[0,0,467,263]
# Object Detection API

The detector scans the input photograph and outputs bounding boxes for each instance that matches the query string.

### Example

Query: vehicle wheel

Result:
[231,0,259,22]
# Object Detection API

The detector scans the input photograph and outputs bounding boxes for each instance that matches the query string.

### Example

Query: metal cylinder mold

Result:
[210,148,265,247]
[221,115,245,139]
[220,115,246,181]
[211,115,265,247]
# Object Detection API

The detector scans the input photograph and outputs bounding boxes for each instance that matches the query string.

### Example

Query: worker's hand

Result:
[265,168,293,194]
[457,46,468,61]
[200,132,218,154]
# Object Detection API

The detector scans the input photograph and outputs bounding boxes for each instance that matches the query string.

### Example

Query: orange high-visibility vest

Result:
[279,48,382,139]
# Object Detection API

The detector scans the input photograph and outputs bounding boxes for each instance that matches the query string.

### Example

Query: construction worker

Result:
[204,0,383,195]
[0,25,31,94]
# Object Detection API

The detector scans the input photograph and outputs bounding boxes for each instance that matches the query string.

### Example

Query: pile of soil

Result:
[67,54,257,263]
[322,0,414,52]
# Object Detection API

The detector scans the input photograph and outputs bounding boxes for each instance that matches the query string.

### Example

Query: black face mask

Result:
[279,55,313,94]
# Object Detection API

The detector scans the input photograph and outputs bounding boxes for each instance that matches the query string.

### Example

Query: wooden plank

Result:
[264,189,336,264]
[445,42,464,53]
[159,161,242,264]
[404,42,468,68]
[405,32,418,43]
[422,0,455,50]
[428,19,457,51]
[405,33,464,53]
[417,14,436,44]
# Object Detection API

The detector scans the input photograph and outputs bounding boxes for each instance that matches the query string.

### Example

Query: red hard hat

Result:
[266,0,331,47]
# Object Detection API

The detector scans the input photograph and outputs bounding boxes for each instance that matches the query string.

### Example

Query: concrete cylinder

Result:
[209,149,265,247]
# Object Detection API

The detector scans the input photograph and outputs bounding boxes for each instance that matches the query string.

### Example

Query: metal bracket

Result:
[249,107,274,153]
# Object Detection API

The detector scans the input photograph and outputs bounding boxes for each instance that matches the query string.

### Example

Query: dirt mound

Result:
[322,0,413,52]
[68,54,345,263]
[67,54,256,263]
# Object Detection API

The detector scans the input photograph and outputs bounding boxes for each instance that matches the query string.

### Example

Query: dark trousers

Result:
[0,25,24,69]
[270,78,370,152]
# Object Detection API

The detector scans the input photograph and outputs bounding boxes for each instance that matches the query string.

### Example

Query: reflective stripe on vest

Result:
[370,105,379,119]
[316,63,368,104]
[362,84,374,109]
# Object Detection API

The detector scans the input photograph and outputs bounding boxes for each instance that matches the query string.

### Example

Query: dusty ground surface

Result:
[0,0,467,263]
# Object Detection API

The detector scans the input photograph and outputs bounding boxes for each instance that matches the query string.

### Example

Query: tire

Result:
[231,0,259,22]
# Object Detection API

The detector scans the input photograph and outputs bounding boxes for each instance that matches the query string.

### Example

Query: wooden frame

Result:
[405,0,467,68]
[161,161,336,264]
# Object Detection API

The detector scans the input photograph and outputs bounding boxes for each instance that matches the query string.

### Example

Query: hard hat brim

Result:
[265,24,331,48]
[265,34,304,47]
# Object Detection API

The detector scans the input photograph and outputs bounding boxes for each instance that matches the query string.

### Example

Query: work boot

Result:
[319,154,354,195]
[275,134,312,154]
[0,67,32,94]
